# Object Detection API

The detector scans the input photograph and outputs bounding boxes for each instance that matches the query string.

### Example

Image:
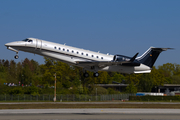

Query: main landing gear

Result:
[83,72,89,78]
[83,71,99,78]
[93,72,99,77]
[14,52,19,59]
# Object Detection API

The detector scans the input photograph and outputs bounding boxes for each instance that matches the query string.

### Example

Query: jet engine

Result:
[113,54,140,66]
[113,55,130,62]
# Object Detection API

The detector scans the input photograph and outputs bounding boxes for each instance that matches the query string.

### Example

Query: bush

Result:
[24,85,41,95]
[126,82,137,93]
[129,96,180,101]
[8,87,23,95]
[107,88,120,94]
[0,85,9,94]
[90,87,108,95]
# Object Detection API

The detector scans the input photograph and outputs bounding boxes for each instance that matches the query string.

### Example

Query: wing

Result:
[76,52,140,68]
[76,61,131,68]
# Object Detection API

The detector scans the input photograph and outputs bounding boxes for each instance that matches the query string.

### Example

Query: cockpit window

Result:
[22,39,29,42]
[28,40,33,42]
[22,39,33,42]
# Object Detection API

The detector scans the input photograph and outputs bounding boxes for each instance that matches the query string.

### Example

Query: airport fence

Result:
[0,94,135,102]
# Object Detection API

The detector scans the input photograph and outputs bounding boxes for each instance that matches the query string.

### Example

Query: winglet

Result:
[130,53,139,62]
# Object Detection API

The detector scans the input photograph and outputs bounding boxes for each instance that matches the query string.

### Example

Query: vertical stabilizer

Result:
[136,47,172,68]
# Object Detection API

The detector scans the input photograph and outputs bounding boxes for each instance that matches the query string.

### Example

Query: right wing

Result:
[76,52,140,68]
[76,61,136,68]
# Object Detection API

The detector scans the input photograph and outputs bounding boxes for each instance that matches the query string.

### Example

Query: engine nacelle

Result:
[113,55,130,62]
[113,55,140,66]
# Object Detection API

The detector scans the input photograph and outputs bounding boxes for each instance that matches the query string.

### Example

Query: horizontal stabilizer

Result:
[151,48,174,52]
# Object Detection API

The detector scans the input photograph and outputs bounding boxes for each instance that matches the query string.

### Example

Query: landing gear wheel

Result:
[83,72,89,78]
[93,72,99,77]
[14,55,19,59]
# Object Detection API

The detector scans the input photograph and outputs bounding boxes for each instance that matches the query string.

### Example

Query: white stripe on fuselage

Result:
[136,47,152,61]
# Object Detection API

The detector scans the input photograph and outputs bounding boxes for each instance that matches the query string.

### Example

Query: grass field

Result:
[1,103,180,109]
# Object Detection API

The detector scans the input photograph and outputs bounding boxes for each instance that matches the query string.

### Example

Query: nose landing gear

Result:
[14,52,19,59]
[14,55,19,59]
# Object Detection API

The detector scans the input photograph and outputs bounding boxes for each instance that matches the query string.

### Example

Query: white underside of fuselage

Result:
[100,64,151,74]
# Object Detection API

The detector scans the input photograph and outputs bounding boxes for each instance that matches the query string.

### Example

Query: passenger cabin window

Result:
[67,49,69,52]
[54,47,56,49]
[59,48,61,50]
[81,53,83,55]
[72,50,74,53]
[63,49,65,51]
[77,52,79,54]
[92,55,94,57]
[86,54,88,56]
[97,56,99,58]
[101,57,103,59]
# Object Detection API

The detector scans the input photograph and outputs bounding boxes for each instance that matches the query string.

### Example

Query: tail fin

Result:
[136,47,172,68]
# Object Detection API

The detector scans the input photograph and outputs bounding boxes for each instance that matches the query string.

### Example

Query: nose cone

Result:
[5,42,12,47]
[5,41,21,47]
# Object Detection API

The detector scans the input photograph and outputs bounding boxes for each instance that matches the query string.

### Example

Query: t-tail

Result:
[136,47,173,68]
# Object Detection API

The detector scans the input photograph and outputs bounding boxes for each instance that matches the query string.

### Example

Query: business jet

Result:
[5,38,171,77]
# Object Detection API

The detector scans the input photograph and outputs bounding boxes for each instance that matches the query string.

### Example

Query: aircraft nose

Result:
[5,43,11,47]
[5,42,18,47]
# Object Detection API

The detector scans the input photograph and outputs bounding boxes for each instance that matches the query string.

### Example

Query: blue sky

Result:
[0,0,180,66]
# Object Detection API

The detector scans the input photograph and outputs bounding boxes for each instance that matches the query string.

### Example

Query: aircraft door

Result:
[36,39,42,50]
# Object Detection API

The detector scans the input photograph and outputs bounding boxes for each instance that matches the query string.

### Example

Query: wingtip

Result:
[168,48,174,50]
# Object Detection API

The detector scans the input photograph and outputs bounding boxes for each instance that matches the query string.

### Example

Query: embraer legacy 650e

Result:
[5,38,171,77]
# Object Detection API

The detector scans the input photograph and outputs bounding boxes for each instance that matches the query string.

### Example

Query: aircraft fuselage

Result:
[6,38,169,76]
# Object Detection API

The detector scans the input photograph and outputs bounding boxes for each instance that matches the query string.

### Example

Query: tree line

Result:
[0,57,180,95]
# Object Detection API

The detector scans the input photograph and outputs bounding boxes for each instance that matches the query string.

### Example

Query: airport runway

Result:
[0,109,180,120]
